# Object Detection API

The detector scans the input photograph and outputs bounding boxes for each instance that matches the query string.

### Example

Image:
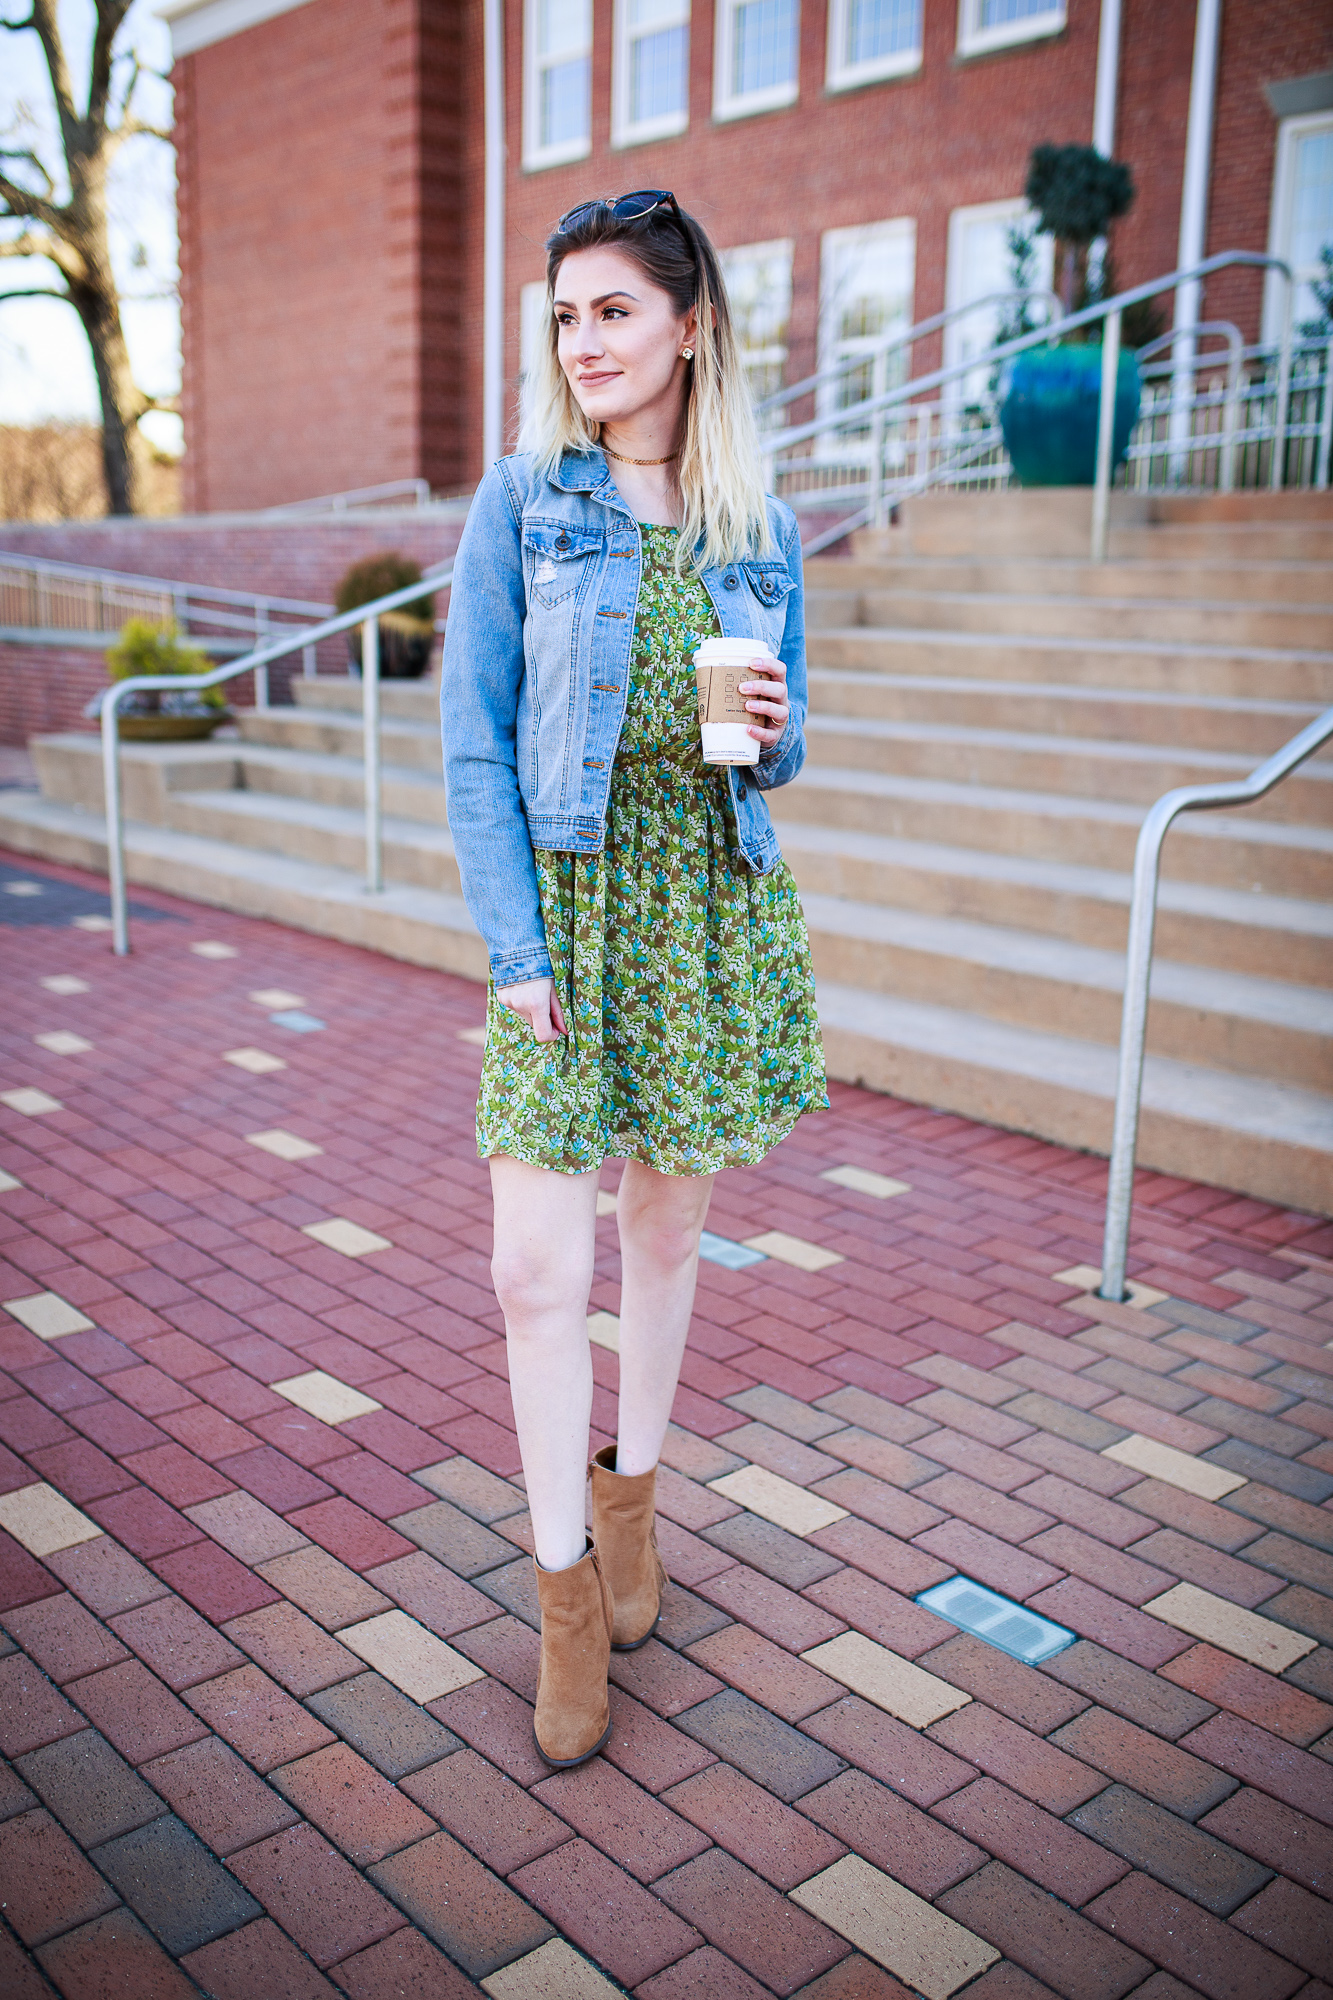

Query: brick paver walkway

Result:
[1,849,1331,2000]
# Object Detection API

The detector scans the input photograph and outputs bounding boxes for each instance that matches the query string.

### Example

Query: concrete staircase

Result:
[3,489,1330,1211]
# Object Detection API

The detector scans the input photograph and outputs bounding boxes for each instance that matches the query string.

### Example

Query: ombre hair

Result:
[519,199,774,571]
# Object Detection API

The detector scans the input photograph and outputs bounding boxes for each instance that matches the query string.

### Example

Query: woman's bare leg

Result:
[614,1160,714,1476]
[490,1154,600,1572]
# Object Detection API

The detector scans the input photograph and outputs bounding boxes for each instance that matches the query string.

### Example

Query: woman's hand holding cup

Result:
[742,652,789,746]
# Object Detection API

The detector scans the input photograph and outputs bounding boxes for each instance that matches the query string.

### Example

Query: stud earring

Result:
[680,346,694,360]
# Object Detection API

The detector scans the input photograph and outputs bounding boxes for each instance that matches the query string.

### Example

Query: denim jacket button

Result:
[724,574,739,589]
[736,781,748,800]
[556,533,570,549]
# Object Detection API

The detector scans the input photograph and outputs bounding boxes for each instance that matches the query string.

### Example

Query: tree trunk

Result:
[70,277,146,516]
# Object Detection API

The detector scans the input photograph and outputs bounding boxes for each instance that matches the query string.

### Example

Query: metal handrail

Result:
[754,288,1062,419]
[0,550,331,631]
[775,250,1295,555]
[1099,707,1333,1303]
[261,479,433,515]
[101,564,454,955]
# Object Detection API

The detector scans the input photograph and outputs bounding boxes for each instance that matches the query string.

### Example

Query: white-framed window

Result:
[1265,111,1333,342]
[944,197,1054,405]
[720,238,794,419]
[524,0,593,170]
[956,0,1065,61]
[826,0,921,92]
[713,0,800,122]
[818,218,916,424]
[613,0,690,145]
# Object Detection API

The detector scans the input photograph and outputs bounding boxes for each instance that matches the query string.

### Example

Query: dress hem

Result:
[477,1093,829,1179]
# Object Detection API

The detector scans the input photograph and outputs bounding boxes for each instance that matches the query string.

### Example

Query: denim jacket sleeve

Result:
[439,462,553,987]
[753,505,808,794]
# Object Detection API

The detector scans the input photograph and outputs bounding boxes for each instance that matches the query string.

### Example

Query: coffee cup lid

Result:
[694,637,777,663]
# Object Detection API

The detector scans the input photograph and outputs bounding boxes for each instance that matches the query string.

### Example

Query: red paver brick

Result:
[1159,1643,1333,1747]
[270,1740,436,1865]
[84,1486,203,1561]
[214,1445,336,1513]
[181,1916,340,1999]
[603,1686,719,1793]
[142,1735,297,1855]
[654,1844,849,1996]
[1126,1528,1285,1610]
[37,1910,198,1999]
[402,1745,570,1874]
[1011,1475,1156,1550]
[912,1518,1064,1600]
[1229,1874,1332,1977]
[150,1538,281,1623]
[806,1513,953,1595]
[0,1395,75,1455]
[1179,1713,1333,1828]
[27,1436,137,1503]
[370,1827,553,1979]
[0,1651,91,1757]
[363,1549,497,1640]
[917,1634,1089,1734]
[1051,1706,1237,1819]
[935,1774,1129,1904]
[785,1959,918,2000]
[514,1837,706,1988]
[928,1702,1106,1814]
[662,1761,844,1890]
[1043,1639,1215,1740]
[102,1364,196,1419]
[0,1806,119,1944]
[184,1662,336,1773]
[44,1536,170,1618]
[4,1592,129,1683]
[1084,1871,1305,2000]
[533,1759,709,1883]
[1069,1783,1272,1917]
[0,1527,62,1613]
[608,1636,726,1718]
[0,1923,55,2000]
[154,1403,257,1464]
[285,1496,413,1572]
[939,1858,1151,2000]
[912,1471,1055,1543]
[1025,1578,1193,1670]
[321,1448,430,1521]
[427,1676,549,1786]
[802,1567,953,1659]
[694,1565,844,1654]
[635,1945,774,2000]
[797,1765,980,1896]
[655,1513,739,1587]
[229,1822,408,1967]
[803,1693,976,1806]
[1199,1785,1333,1897]
[685,1623,840,1723]
[120,1441,233,1509]
[64,1656,209,1764]
[333,1926,480,1998]
[220,1600,361,1697]
[248,1406,359,1469]
[449,1610,539,1703]
[1022,1525,1172,1605]
[808,1467,944,1540]
[108,1594,244,1690]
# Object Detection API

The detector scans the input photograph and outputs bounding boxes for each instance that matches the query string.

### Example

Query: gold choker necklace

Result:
[601,443,679,465]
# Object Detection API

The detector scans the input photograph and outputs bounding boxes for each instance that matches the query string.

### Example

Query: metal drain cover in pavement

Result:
[917,1575,1074,1664]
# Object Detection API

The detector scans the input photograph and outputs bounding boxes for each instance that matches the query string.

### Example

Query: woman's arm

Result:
[440,463,553,987]
[753,509,807,792]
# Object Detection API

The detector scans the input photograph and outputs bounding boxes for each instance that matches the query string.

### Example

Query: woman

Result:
[440,191,826,1768]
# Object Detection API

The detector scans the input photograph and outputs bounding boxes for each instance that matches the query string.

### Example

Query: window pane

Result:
[1288,125,1333,329]
[847,0,919,65]
[542,54,591,147]
[732,0,797,97]
[631,23,688,121]
[980,0,1058,24]
[721,240,793,416]
[539,0,590,58]
[820,224,915,422]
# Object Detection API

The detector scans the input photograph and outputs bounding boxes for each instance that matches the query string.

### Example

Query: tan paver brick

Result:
[792,1853,999,2000]
[1143,1583,1318,1674]
[244,1128,323,1159]
[302,1217,392,1258]
[340,1609,484,1702]
[0,1483,103,1557]
[801,1632,971,1727]
[184,1490,310,1566]
[270,1370,383,1425]
[743,1231,844,1271]
[1102,1434,1247,1500]
[820,1165,910,1199]
[3,1292,94,1339]
[222,1046,286,1073]
[481,1938,622,1999]
[708,1464,847,1536]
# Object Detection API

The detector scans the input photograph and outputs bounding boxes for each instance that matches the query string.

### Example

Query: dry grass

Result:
[0,423,182,521]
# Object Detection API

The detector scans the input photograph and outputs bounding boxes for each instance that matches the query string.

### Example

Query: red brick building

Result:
[163,0,1333,512]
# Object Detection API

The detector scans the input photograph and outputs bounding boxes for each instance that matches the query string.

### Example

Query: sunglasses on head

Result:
[557,189,686,236]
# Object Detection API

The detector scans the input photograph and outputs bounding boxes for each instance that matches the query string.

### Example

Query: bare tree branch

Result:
[0,146,53,196]
[0,169,60,228]
[0,284,68,300]
[106,117,173,154]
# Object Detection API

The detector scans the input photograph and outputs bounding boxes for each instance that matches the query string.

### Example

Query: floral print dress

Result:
[475,524,827,1176]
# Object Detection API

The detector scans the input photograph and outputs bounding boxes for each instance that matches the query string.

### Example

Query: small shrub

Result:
[335,553,435,625]
[104,619,225,708]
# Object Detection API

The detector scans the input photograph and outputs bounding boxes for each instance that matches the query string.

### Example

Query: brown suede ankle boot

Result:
[532,1539,613,1767]
[590,1445,667,1650]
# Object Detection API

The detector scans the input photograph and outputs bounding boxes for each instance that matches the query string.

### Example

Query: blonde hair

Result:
[519,199,773,572]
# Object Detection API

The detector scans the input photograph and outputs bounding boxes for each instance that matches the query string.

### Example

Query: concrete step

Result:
[292,675,439,723]
[856,588,1333,651]
[166,789,464,893]
[807,626,1333,702]
[238,706,441,771]
[802,714,1333,821]
[808,555,1333,605]
[816,980,1333,1215]
[768,764,1333,896]
[1111,525,1333,562]
[778,822,1333,986]
[805,669,1322,755]
[800,892,1332,1088]
[0,790,486,979]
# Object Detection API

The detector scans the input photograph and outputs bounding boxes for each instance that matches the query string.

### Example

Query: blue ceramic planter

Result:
[999,344,1141,487]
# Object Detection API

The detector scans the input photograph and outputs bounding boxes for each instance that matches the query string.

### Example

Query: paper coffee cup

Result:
[693,637,777,766]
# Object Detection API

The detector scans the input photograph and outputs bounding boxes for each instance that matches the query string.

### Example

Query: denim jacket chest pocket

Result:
[524,522,602,608]
[740,557,797,651]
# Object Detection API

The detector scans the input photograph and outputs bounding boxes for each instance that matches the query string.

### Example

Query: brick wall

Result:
[175,0,479,513]
[0,645,107,746]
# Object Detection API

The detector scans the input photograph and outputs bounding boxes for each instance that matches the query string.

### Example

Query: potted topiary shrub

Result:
[98,619,231,740]
[335,553,437,680]
[999,143,1143,488]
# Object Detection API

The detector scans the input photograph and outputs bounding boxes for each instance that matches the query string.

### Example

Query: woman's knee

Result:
[491,1242,590,1323]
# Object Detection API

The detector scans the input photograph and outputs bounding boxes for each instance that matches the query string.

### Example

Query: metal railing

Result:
[766,250,1300,556]
[261,479,434,515]
[0,552,332,694]
[1098,705,1333,1303]
[101,564,454,955]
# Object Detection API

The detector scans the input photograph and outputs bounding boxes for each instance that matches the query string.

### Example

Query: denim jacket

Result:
[439,446,808,987]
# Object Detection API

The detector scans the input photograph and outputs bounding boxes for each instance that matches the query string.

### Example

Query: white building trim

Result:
[156,0,318,59]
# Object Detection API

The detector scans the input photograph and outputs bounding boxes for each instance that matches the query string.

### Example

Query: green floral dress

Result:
[476,525,827,1176]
